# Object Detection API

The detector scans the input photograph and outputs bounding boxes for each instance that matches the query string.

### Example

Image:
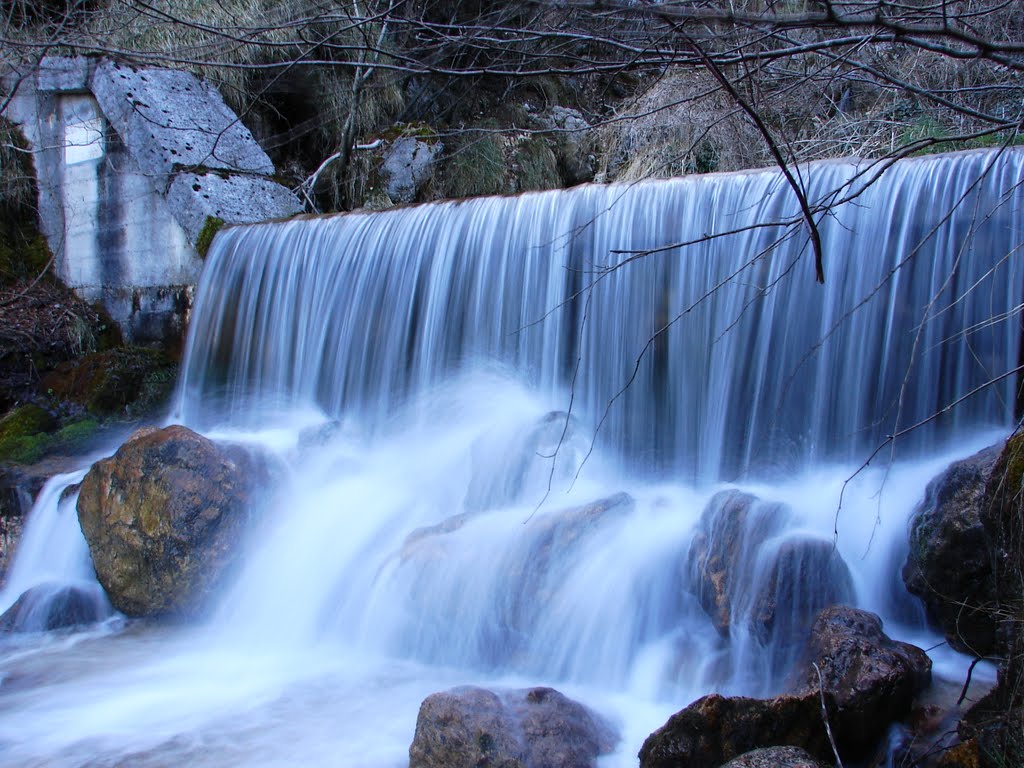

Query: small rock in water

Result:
[0,582,110,632]
[409,685,617,768]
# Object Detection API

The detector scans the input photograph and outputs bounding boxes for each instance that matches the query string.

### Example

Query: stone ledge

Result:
[167,172,303,244]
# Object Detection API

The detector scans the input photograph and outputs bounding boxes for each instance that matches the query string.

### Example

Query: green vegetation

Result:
[442,129,508,198]
[194,215,225,259]
[513,137,560,193]
[0,118,51,286]
[43,347,178,417]
[0,404,55,463]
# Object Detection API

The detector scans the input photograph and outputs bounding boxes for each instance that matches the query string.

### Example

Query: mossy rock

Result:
[42,348,178,418]
[194,216,225,259]
[76,425,257,618]
[0,404,58,464]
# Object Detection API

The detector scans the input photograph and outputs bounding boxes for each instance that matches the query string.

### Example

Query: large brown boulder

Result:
[76,425,257,618]
[791,606,931,751]
[903,445,1001,655]
[638,694,827,768]
[409,686,616,768]
[639,607,930,768]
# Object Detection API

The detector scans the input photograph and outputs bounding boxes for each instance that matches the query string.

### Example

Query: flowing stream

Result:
[0,148,1021,767]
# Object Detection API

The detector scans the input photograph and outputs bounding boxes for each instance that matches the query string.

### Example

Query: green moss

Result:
[0,404,55,442]
[56,418,100,448]
[42,347,177,418]
[0,404,57,463]
[195,216,226,259]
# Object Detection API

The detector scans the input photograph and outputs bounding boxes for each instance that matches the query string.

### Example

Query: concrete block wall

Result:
[5,57,302,345]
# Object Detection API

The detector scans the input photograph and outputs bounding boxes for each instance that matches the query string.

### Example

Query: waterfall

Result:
[179,148,1024,482]
[1,149,1020,767]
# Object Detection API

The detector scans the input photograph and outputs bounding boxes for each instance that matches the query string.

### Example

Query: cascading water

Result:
[0,148,1021,767]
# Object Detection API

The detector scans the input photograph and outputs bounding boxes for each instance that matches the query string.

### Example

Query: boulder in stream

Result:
[0,582,110,632]
[688,490,854,656]
[639,607,930,768]
[791,606,931,750]
[76,425,258,618]
[688,489,773,635]
[409,685,617,768]
[903,444,1001,655]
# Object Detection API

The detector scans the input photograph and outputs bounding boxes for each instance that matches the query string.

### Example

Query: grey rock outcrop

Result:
[4,56,302,342]
[382,136,443,204]
[167,172,303,242]
[409,686,617,768]
[90,60,274,184]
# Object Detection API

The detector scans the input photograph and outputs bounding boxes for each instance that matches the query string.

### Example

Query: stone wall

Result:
[4,57,302,345]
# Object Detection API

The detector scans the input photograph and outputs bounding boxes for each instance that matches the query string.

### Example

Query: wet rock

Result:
[0,470,31,585]
[0,582,110,632]
[1,454,88,585]
[746,536,855,672]
[688,489,779,635]
[638,693,827,768]
[903,444,1000,655]
[400,492,633,665]
[981,433,1024,659]
[401,511,474,561]
[720,745,826,768]
[76,425,257,618]
[792,606,931,751]
[409,685,616,768]
[688,491,851,653]
[639,607,930,768]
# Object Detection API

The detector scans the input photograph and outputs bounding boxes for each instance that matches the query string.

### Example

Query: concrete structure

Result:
[5,57,302,343]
